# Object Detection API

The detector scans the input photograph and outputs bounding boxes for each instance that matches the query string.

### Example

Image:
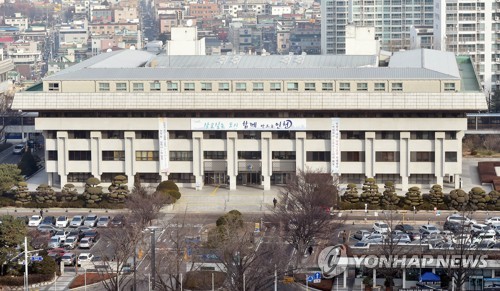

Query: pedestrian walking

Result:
[273,198,277,208]
[307,245,313,256]
[39,209,43,218]
[342,230,347,244]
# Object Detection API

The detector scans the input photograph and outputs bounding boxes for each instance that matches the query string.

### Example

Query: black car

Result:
[83,230,100,242]
[40,216,56,226]
[110,215,125,227]
[67,230,85,241]
[444,221,462,233]
[394,224,415,233]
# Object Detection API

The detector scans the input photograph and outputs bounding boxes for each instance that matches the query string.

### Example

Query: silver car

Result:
[48,236,61,249]
[70,216,84,227]
[84,215,98,227]
[79,237,93,249]
[97,216,111,228]
[63,236,78,249]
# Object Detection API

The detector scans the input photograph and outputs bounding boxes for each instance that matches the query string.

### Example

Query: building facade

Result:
[321,0,434,54]
[12,49,486,191]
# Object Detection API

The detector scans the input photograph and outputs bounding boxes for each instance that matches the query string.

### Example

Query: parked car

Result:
[444,221,462,233]
[362,234,384,244]
[97,216,111,228]
[47,252,63,264]
[77,226,94,233]
[446,214,476,226]
[54,230,70,242]
[407,231,421,241]
[491,225,500,237]
[68,230,85,241]
[70,216,84,227]
[353,230,371,241]
[391,234,411,244]
[37,224,59,233]
[421,232,444,243]
[55,216,69,228]
[353,241,370,247]
[485,217,500,226]
[40,216,56,226]
[12,144,25,155]
[476,240,496,249]
[48,236,62,249]
[419,224,440,235]
[472,230,497,244]
[372,221,390,233]
[78,237,93,249]
[83,230,100,242]
[394,224,415,234]
[48,248,66,257]
[63,236,78,249]
[452,233,472,245]
[28,215,42,227]
[470,224,491,236]
[77,253,94,267]
[84,215,98,227]
[110,215,125,227]
[61,253,76,266]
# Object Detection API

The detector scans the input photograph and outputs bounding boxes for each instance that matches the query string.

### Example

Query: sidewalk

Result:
[42,270,76,291]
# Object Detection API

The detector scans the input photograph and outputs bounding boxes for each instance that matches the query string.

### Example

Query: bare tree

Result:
[127,185,171,226]
[268,169,343,266]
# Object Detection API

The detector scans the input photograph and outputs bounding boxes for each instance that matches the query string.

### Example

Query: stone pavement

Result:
[42,270,76,291]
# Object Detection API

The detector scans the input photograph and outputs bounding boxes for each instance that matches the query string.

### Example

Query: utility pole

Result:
[24,237,28,291]
[133,247,137,291]
[151,228,156,290]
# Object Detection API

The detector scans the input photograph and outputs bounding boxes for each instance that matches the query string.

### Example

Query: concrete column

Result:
[295,132,306,172]
[365,132,375,178]
[47,173,53,187]
[343,270,347,288]
[124,131,135,188]
[227,132,238,190]
[493,269,495,278]
[455,131,465,189]
[56,131,68,187]
[400,132,410,190]
[90,131,102,178]
[372,269,376,287]
[192,132,203,190]
[435,132,445,187]
[402,269,406,288]
[261,132,271,190]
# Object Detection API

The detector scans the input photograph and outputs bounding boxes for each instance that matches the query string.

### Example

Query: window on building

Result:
[445,131,457,140]
[235,82,247,91]
[391,82,403,92]
[184,83,195,91]
[409,174,434,184]
[305,83,316,91]
[167,82,178,91]
[410,151,435,162]
[270,82,282,91]
[287,82,299,91]
[170,151,193,161]
[357,83,368,91]
[238,151,261,159]
[136,131,158,139]
[170,131,192,139]
[201,82,212,91]
[374,83,386,91]
[444,82,456,92]
[253,82,264,91]
[137,173,161,183]
[169,173,195,183]
[339,82,351,91]
[204,151,227,159]
[101,173,126,183]
[306,151,331,162]
[68,131,90,139]
[272,151,296,160]
[272,131,295,139]
[102,151,125,161]
[135,151,159,161]
[67,172,92,182]
[322,82,334,91]
[203,131,226,139]
[116,82,127,91]
[99,82,110,92]
[47,151,58,160]
[339,174,365,184]
[238,131,261,139]
[133,83,144,92]
[219,82,230,91]
[102,131,124,139]
[410,131,435,139]
[374,174,402,184]
[376,131,400,139]
[307,131,330,139]
[341,131,365,139]
[341,151,365,162]
[445,151,457,162]
[69,151,91,160]
[150,82,161,91]
[376,152,400,162]
[48,83,60,92]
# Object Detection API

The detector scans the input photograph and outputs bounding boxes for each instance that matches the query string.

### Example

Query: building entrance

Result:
[271,173,291,185]
[237,172,261,185]
[204,172,228,185]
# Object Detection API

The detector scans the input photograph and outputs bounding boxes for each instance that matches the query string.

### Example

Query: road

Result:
[0,145,22,165]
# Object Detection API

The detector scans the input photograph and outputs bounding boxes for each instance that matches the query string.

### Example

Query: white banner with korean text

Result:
[191,118,307,131]
[158,118,169,173]
[331,118,340,174]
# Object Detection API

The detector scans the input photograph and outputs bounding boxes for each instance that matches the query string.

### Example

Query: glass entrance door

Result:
[237,173,261,185]
[204,172,227,185]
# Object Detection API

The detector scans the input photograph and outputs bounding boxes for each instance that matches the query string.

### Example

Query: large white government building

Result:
[12,49,486,191]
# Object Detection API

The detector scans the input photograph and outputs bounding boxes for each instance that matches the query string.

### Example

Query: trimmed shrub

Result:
[428,184,445,207]
[469,187,489,210]
[82,177,103,205]
[449,189,469,210]
[108,175,129,204]
[403,186,423,208]
[360,178,381,205]
[14,181,31,205]
[157,180,179,193]
[167,190,181,200]
[381,181,399,208]
[342,183,360,204]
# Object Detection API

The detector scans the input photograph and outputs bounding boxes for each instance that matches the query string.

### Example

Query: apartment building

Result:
[12,49,486,191]
[321,0,434,54]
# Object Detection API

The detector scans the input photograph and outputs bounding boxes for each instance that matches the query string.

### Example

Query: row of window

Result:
[339,174,437,184]
[67,172,161,183]
[49,130,457,140]
[48,81,456,93]
[341,151,457,162]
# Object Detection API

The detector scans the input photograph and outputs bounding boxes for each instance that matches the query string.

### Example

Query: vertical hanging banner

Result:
[158,118,169,173]
[331,118,340,174]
